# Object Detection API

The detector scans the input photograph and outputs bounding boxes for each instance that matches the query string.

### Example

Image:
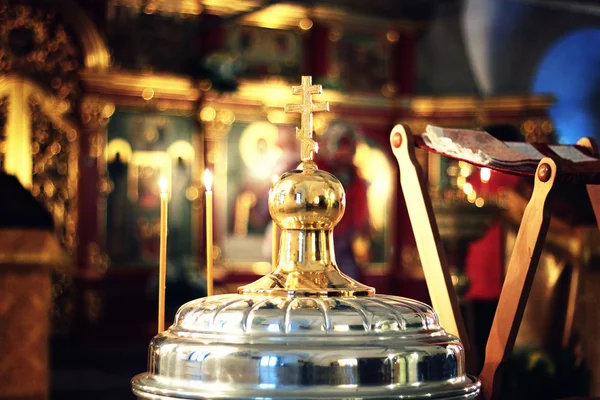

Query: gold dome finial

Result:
[283,76,329,166]
[239,76,374,297]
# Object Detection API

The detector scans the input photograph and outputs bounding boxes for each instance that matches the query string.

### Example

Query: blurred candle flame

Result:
[204,169,213,191]
[159,176,168,194]
[480,168,491,183]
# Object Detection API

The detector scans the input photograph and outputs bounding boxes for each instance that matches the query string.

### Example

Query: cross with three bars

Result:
[284,76,329,162]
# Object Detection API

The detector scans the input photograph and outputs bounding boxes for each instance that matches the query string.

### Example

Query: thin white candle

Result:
[158,176,168,333]
[204,169,214,296]
[271,175,279,270]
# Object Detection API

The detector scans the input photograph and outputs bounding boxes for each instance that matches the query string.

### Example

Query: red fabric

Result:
[77,129,98,268]
[464,170,521,300]
[304,24,330,79]
[465,223,504,300]
[336,171,369,235]
[391,32,416,95]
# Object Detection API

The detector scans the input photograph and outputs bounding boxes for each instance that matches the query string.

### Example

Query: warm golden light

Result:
[299,18,313,30]
[267,110,286,124]
[272,175,279,184]
[142,87,155,100]
[475,197,485,208]
[463,182,473,196]
[199,107,217,122]
[467,190,477,203]
[204,169,213,191]
[185,186,199,201]
[159,176,168,194]
[480,167,491,183]
[167,140,195,162]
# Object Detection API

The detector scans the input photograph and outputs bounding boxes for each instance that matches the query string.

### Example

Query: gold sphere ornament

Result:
[269,165,345,230]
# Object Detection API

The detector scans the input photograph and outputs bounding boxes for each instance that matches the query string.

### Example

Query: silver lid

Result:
[132,77,480,399]
[132,294,479,399]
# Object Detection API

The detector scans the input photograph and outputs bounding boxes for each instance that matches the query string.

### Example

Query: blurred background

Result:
[1,0,600,399]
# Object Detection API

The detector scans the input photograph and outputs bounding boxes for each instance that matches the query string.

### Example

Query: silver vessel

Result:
[132,76,480,399]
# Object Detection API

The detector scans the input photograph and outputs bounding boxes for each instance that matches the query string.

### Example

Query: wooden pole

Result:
[390,124,470,351]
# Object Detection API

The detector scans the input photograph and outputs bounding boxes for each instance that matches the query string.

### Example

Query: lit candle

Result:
[480,167,491,198]
[204,169,214,296]
[158,176,168,333]
[271,175,279,270]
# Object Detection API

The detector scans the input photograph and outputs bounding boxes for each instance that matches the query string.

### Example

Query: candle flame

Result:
[480,167,491,183]
[159,176,168,194]
[204,169,213,191]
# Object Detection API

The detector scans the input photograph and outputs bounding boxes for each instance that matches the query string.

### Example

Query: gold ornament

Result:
[239,76,374,297]
[283,76,329,164]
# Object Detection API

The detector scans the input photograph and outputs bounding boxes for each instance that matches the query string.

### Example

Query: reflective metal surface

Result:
[132,77,480,399]
[241,161,374,297]
[133,294,480,399]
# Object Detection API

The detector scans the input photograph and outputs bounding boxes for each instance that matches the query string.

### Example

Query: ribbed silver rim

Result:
[132,373,481,400]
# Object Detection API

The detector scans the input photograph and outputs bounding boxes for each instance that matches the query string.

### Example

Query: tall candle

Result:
[204,169,214,296]
[271,175,279,270]
[158,176,168,333]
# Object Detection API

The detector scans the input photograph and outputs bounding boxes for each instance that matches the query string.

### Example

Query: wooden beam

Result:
[480,157,557,400]
[390,124,469,351]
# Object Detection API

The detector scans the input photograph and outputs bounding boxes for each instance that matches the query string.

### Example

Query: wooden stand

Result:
[390,124,600,400]
[0,229,65,400]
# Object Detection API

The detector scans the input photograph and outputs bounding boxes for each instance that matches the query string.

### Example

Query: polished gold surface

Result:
[269,167,344,230]
[283,76,329,162]
[239,76,374,297]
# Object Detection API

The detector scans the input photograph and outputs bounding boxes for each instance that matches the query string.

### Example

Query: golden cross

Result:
[284,76,329,162]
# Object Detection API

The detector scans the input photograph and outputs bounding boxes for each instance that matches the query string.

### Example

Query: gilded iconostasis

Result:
[0,0,561,314]
[0,0,572,315]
